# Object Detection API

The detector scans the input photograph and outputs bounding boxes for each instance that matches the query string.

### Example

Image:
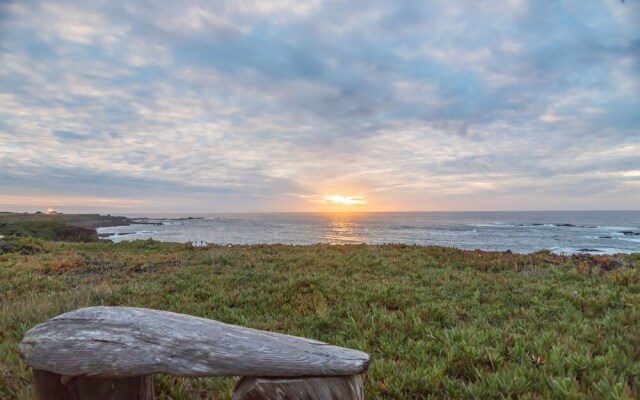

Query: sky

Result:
[1,0,639,213]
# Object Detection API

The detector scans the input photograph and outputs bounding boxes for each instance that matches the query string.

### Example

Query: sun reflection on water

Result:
[321,214,364,244]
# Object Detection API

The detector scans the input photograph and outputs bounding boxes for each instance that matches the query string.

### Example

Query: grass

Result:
[0,219,98,243]
[1,236,639,399]
[0,212,134,242]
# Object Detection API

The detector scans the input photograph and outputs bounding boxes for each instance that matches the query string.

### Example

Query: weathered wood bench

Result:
[19,307,370,400]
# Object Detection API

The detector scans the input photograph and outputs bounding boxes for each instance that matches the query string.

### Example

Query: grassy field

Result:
[1,236,639,399]
[0,212,134,243]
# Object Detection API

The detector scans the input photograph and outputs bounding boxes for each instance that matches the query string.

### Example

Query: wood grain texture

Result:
[20,307,370,378]
[232,375,365,400]
[32,369,152,400]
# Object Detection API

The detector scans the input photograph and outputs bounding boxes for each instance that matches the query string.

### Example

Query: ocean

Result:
[98,211,640,254]
[97,211,640,255]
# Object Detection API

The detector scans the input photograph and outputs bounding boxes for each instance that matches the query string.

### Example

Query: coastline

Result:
[0,212,135,242]
[95,212,640,256]
[2,211,638,255]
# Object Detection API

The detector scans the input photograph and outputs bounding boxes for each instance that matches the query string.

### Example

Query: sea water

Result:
[97,211,640,254]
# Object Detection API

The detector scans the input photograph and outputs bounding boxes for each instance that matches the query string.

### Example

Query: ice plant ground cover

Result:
[0,237,638,399]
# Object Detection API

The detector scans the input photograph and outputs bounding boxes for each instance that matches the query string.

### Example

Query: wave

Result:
[101,230,160,241]
[598,226,639,232]
[517,223,555,227]
[551,246,638,255]
[467,223,516,228]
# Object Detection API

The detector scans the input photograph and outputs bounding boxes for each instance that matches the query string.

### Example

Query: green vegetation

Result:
[0,219,98,243]
[0,212,133,242]
[1,236,638,399]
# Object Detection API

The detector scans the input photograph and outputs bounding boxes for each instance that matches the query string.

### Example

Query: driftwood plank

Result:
[32,369,152,400]
[232,375,365,400]
[20,307,370,378]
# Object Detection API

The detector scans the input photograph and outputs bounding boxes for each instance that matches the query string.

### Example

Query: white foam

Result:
[551,247,637,255]
[599,226,638,231]
[467,223,516,228]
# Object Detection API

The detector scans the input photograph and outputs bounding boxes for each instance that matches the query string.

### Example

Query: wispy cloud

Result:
[1,0,639,212]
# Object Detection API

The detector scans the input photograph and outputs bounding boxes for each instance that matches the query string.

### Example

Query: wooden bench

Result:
[19,307,370,400]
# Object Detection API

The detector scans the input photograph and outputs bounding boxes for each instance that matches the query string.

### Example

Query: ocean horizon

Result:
[97,210,640,255]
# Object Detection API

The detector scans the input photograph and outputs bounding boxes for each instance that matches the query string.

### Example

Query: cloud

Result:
[52,130,90,141]
[0,0,639,212]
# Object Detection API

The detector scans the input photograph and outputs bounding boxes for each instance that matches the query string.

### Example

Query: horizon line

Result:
[5,209,640,215]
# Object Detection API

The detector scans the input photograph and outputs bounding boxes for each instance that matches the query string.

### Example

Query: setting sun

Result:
[323,195,367,206]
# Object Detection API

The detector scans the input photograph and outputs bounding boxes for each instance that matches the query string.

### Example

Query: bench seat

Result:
[20,307,370,400]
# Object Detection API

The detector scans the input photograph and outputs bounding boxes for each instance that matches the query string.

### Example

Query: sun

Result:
[323,195,367,206]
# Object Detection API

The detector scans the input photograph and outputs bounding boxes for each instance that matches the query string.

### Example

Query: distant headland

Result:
[0,212,134,242]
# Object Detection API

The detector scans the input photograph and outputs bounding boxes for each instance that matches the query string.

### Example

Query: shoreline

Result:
[0,212,135,242]
[2,212,638,255]
[96,219,640,256]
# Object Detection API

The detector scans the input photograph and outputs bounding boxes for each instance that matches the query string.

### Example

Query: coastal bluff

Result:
[0,212,133,242]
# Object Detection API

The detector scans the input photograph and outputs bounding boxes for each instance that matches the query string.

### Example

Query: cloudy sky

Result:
[1,0,639,213]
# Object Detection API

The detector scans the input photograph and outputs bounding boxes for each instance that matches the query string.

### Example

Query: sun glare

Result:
[323,195,367,206]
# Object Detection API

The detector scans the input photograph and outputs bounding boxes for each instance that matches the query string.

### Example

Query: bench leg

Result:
[232,374,364,400]
[32,369,153,400]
